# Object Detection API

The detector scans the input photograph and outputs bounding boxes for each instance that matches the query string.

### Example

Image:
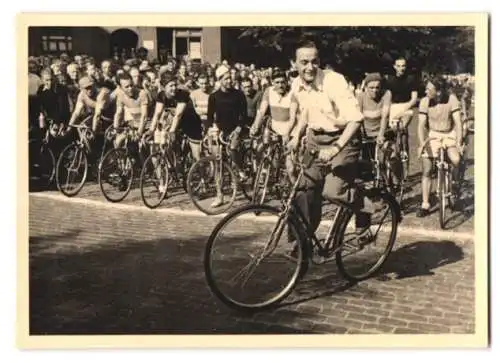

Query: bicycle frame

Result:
[420,136,457,195]
[266,148,350,263]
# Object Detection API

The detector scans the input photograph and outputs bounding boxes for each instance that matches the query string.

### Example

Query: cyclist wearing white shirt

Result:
[286,41,374,255]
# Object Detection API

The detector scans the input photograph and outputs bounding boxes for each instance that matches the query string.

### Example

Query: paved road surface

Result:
[29,195,475,335]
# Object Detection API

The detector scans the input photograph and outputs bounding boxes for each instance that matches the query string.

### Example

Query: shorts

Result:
[389,103,415,128]
[421,129,457,158]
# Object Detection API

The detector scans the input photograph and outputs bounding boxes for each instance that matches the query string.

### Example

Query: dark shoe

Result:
[416,208,430,218]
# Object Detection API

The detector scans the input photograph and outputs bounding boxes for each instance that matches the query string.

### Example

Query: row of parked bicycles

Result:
[29,115,289,213]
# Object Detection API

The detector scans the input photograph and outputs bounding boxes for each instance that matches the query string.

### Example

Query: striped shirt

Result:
[357,90,391,138]
[262,87,292,122]
[190,88,210,121]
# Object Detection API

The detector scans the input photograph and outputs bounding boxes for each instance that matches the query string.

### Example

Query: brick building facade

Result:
[28,26,224,65]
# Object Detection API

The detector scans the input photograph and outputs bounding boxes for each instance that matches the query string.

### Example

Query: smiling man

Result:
[287,40,374,255]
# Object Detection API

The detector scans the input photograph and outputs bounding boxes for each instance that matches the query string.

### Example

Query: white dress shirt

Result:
[290,69,363,132]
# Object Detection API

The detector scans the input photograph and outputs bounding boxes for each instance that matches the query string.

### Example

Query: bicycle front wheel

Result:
[251,157,272,205]
[186,156,237,215]
[204,204,306,311]
[335,192,399,282]
[55,143,88,197]
[139,152,169,209]
[98,148,134,203]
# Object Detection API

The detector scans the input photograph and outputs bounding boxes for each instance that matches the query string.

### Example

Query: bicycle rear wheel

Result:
[204,204,306,311]
[98,148,134,203]
[55,143,88,197]
[139,152,169,209]
[335,192,399,282]
[31,143,55,189]
[186,156,237,215]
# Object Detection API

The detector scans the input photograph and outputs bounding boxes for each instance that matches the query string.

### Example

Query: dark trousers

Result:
[294,130,371,237]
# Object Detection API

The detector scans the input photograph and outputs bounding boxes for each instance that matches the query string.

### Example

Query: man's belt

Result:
[311,128,342,137]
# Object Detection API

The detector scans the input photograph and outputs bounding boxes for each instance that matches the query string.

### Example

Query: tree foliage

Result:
[233,26,474,79]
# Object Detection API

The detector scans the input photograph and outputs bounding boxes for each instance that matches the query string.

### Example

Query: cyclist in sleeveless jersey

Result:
[356,73,401,183]
[417,77,463,217]
[65,76,114,134]
[112,72,150,148]
[250,68,298,180]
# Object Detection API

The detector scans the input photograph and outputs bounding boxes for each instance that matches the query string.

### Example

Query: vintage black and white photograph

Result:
[20,13,488,347]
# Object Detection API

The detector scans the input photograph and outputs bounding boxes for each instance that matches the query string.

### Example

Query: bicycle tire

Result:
[180,152,193,193]
[204,204,308,311]
[139,152,169,209]
[37,143,56,188]
[239,145,257,202]
[98,148,134,203]
[251,157,272,205]
[438,168,447,229]
[335,192,399,282]
[186,155,237,215]
[55,143,88,197]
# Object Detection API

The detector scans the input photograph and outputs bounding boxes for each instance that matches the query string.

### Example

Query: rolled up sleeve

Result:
[326,73,364,123]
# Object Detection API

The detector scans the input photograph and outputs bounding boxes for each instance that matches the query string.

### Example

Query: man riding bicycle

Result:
[287,40,376,256]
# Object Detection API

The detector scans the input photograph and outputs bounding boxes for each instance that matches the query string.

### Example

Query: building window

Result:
[42,35,72,54]
[172,28,202,60]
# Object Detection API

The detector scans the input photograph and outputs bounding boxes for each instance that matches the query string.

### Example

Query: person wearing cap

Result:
[250,68,297,181]
[286,40,377,256]
[66,75,114,134]
[112,72,150,149]
[206,64,248,208]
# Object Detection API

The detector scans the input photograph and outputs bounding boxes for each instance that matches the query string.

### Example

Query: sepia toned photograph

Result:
[18,13,489,349]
